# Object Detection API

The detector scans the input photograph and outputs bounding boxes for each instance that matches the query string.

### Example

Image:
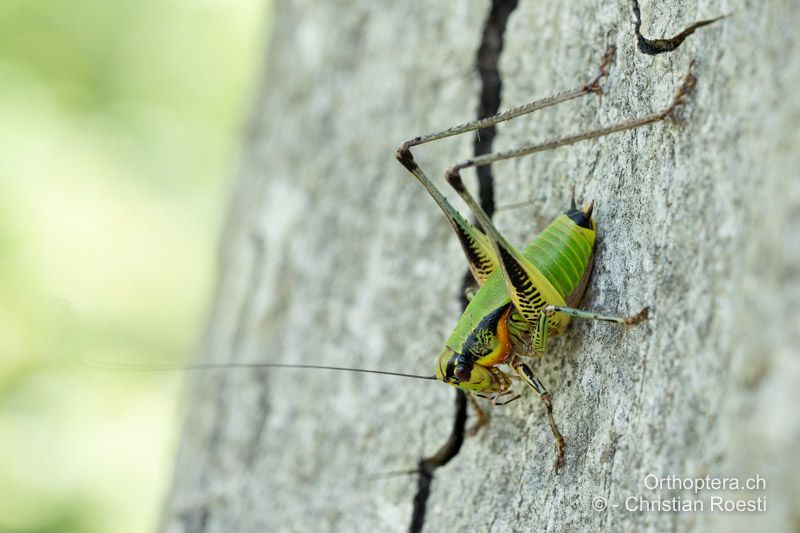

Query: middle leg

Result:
[545,304,650,326]
[511,358,566,471]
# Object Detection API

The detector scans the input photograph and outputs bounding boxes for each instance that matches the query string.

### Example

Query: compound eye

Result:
[453,364,471,382]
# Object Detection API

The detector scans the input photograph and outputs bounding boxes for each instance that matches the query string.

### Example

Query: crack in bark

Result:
[409,391,467,533]
[473,0,519,219]
[408,1,519,531]
[631,0,724,55]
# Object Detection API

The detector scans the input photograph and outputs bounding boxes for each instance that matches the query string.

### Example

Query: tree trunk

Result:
[162,1,799,532]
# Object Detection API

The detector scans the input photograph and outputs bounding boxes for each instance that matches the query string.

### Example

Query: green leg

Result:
[533,310,549,353]
[544,305,650,326]
[511,359,565,471]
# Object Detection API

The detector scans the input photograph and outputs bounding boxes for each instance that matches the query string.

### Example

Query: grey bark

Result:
[162,1,800,532]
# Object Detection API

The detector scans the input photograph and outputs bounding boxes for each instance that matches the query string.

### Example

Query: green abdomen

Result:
[522,214,595,301]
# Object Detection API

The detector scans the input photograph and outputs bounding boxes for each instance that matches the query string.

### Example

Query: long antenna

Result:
[83,359,438,381]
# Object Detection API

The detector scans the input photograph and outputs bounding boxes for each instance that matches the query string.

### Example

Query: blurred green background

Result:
[0,1,268,532]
